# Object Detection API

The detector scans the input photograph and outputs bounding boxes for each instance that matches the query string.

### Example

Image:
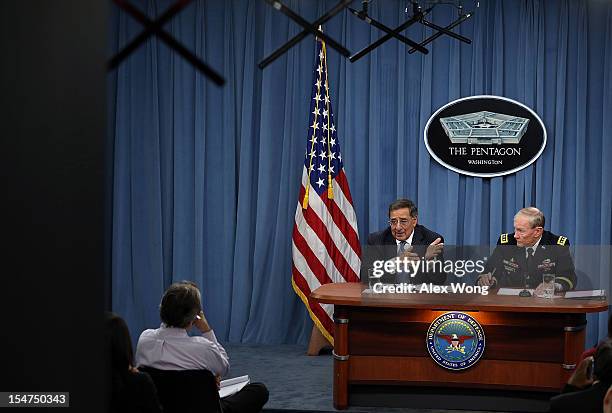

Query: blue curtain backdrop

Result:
[108,0,612,345]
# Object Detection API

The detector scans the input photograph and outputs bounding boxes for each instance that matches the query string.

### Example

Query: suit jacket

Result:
[482,230,576,291]
[362,224,446,285]
[549,381,611,413]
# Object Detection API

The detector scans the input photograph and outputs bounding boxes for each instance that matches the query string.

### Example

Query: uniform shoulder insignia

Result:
[557,235,568,246]
[500,233,509,244]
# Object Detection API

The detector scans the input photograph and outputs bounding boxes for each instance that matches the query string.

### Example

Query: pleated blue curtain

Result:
[109,0,612,345]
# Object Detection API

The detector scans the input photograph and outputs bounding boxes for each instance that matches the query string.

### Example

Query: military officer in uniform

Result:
[477,207,576,294]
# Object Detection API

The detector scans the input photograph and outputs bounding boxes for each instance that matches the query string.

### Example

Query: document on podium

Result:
[565,290,606,299]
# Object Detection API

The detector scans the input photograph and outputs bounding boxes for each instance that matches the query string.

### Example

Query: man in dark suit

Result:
[477,207,576,294]
[362,199,445,285]
[550,339,612,413]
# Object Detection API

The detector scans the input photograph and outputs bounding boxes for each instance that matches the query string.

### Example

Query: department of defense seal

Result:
[426,311,485,371]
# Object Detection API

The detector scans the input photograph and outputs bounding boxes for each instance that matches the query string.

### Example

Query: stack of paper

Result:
[219,375,250,398]
[565,290,606,299]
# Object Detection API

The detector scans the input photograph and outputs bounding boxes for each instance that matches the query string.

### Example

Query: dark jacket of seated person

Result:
[550,339,612,413]
[362,225,446,285]
[135,281,268,413]
[107,312,162,413]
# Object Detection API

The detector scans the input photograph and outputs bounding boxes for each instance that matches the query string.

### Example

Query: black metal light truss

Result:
[349,1,475,62]
[258,0,352,69]
[349,6,434,62]
[419,16,471,44]
[348,1,428,55]
[408,11,472,54]
[108,0,225,86]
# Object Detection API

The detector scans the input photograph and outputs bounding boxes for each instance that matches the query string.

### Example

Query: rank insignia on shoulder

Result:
[557,236,568,246]
[500,233,509,244]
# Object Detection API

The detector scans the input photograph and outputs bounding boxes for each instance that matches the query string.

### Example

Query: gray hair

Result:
[160,281,202,328]
[388,199,418,218]
[515,207,545,228]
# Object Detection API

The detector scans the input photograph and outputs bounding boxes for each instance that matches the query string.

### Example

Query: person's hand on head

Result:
[194,310,211,333]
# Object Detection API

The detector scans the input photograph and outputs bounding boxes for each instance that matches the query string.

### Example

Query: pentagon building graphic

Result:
[439,111,530,144]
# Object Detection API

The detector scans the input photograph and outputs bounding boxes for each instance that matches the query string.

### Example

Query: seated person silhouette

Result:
[107,312,162,413]
[362,198,445,285]
[550,338,612,413]
[135,281,268,413]
[477,207,576,294]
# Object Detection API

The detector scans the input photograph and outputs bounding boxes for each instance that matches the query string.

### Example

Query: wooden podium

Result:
[310,283,608,410]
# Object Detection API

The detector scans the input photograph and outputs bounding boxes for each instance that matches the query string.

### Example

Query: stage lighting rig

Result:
[348,1,428,54]
[258,0,352,69]
[349,0,476,62]
[109,0,225,86]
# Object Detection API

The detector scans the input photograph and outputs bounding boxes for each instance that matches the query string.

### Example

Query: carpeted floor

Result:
[224,344,514,413]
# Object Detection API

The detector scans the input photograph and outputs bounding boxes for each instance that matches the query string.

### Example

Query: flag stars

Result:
[304,45,346,192]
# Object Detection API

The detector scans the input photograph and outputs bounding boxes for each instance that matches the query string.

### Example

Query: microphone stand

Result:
[519,249,532,297]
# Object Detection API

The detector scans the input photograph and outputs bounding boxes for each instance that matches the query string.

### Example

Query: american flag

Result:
[291,35,361,344]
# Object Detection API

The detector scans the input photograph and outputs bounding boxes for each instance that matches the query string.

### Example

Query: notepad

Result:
[219,375,250,398]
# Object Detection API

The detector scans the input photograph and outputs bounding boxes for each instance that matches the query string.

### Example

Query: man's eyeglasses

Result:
[388,218,413,227]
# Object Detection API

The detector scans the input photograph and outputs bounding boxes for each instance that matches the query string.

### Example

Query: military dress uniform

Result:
[480,230,576,291]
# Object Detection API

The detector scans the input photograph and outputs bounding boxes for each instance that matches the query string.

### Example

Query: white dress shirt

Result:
[135,324,230,376]
[395,230,414,247]
[526,236,542,257]
[396,231,415,253]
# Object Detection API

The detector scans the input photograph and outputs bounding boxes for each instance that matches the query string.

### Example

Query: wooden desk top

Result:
[311,282,608,313]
